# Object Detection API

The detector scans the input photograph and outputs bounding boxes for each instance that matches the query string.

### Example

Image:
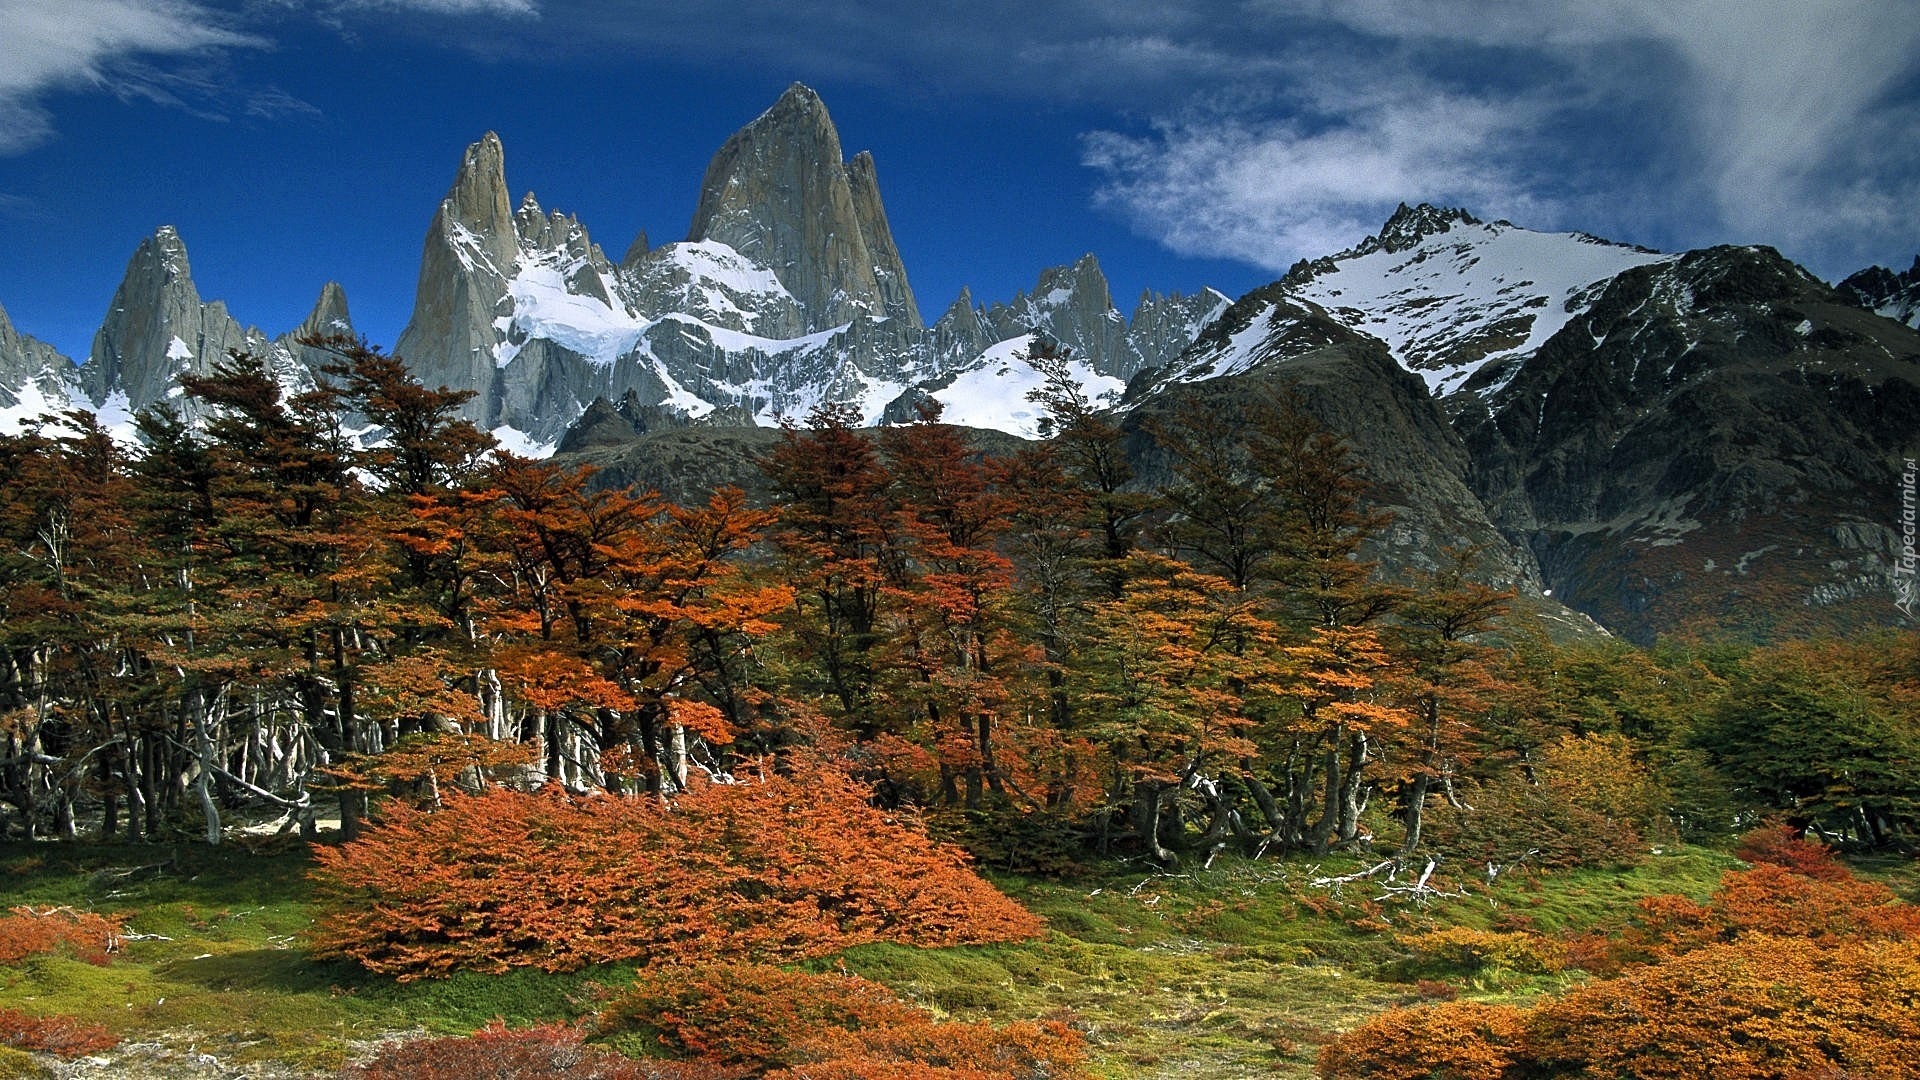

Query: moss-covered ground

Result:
[0,840,1752,1078]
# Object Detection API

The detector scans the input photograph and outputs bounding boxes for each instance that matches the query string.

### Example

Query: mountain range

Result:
[3,82,1917,643]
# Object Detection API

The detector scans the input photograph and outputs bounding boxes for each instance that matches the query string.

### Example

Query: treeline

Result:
[1,338,1915,861]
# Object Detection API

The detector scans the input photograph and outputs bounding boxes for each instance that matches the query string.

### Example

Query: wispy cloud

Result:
[327,0,539,15]
[1085,0,1920,276]
[1085,84,1561,271]
[0,0,264,153]
[0,0,539,155]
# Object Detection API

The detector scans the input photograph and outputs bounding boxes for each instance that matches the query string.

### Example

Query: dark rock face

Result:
[1459,246,1920,640]
[1839,255,1920,329]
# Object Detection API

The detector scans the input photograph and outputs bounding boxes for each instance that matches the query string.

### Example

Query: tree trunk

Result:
[1399,773,1433,857]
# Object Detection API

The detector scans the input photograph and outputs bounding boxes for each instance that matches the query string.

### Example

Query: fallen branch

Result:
[1375,857,1465,905]
[1308,859,1396,889]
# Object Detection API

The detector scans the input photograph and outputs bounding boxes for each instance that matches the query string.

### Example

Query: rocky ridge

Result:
[1840,255,1920,329]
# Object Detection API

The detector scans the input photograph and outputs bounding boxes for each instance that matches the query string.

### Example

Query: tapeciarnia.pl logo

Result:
[1898,458,1917,619]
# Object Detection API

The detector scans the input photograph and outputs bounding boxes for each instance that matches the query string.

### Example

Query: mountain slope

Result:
[1457,245,1920,639]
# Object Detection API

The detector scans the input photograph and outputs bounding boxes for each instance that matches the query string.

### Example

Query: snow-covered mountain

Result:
[381,83,1224,448]
[1145,204,1671,404]
[0,226,348,441]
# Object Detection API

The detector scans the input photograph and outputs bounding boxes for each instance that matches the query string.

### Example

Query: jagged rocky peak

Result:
[1839,254,1920,328]
[296,281,353,342]
[513,190,617,305]
[393,132,524,412]
[1362,203,1483,256]
[686,82,923,333]
[444,132,518,270]
[620,230,650,270]
[984,254,1123,371]
[82,225,261,410]
[272,281,357,377]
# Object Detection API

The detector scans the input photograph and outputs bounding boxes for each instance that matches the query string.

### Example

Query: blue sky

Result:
[2,0,1917,363]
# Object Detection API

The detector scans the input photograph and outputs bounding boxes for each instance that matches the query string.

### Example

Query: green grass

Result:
[0,840,1775,1078]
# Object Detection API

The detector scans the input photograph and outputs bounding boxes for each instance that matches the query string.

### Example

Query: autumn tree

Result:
[0,413,142,839]
[1023,341,1150,599]
[1146,395,1274,592]
[1693,639,1920,847]
[760,403,898,730]
[876,401,1026,807]
[1386,550,1512,855]
[1075,554,1269,864]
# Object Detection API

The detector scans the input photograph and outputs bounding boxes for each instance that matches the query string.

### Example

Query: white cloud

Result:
[1283,1,1916,264]
[1081,0,1920,276]
[1085,86,1559,272]
[0,0,262,153]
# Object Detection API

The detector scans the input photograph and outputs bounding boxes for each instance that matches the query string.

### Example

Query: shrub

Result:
[1732,822,1851,880]
[1397,927,1566,977]
[1527,936,1920,1080]
[1429,734,1662,871]
[0,907,122,967]
[0,1008,118,1058]
[598,962,1089,1080]
[1613,860,1920,967]
[1317,1001,1527,1080]
[308,768,1044,979]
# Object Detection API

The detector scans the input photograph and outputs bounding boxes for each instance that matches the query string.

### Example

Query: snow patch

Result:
[490,424,556,459]
[498,263,646,368]
[931,335,1126,438]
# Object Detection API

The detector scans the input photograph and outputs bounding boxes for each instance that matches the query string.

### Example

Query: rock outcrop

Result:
[1839,255,1920,329]
[0,300,78,415]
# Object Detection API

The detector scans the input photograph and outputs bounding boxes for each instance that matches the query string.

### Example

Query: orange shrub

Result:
[1732,823,1851,881]
[1611,860,1920,968]
[307,768,1044,979]
[1322,938,1920,1080]
[1317,1001,1527,1080]
[0,1007,118,1058]
[1527,936,1920,1080]
[601,963,926,1071]
[0,906,122,966]
[599,962,1088,1080]
[1397,926,1566,976]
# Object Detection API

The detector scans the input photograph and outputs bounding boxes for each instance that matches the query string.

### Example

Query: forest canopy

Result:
[1,338,1915,865]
